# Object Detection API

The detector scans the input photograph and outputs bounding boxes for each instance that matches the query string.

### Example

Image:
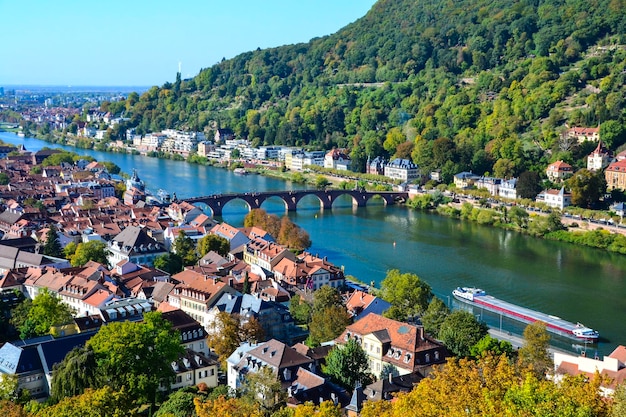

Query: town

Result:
[0,140,622,416]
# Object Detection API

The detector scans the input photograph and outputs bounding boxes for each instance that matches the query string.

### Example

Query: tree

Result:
[612,383,626,417]
[0,400,30,417]
[308,304,351,346]
[0,375,18,402]
[508,205,529,228]
[600,120,626,149]
[378,270,432,321]
[242,366,286,413]
[567,169,606,208]
[43,226,63,258]
[438,310,488,357]
[50,346,99,403]
[173,231,199,266]
[244,209,280,238]
[154,387,203,417]
[517,321,552,379]
[35,387,138,417]
[195,395,263,417]
[0,173,10,186]
[289,294,312,325]
[11,288,74,339]
[313,175,331,190]
[86,311,184,404]
[312,285,343,313]
[516,171,542,199]
[198,234,230,257]
[70,241,110,267]
[322,338,373,389]
[469,334,514,358]
[277,216,311,251]
[153,253,183,274]
[420,297,450,338]
[101,161,121,175]
[207,312,265,367]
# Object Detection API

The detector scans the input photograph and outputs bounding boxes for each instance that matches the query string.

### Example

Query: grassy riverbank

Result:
[409,194,626,255]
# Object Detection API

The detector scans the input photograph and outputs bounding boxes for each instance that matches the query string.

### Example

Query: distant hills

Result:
[104,0,626,181]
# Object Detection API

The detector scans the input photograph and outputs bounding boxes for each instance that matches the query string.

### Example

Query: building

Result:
[546,160,573,182]
[366,156,386,176]
[498,178,518,200]
[107,225,168,268]
[605,159,626,191]
[335,313,447,378]
[536,187,571,210]
[587,141,611,172]
[227,339,314,391]
[324,149,352,171]
[453,171,480,189]
[475,177,502,196]
[565,126,600,143]
[553,345,626,395]
[384,159,420,182]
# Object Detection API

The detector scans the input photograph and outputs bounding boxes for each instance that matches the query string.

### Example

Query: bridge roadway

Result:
[184,189,409,216]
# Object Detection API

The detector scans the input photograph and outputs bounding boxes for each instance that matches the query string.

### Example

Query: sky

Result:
[0,0,377,88]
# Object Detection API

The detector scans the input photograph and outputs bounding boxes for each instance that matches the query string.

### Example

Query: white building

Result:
[536,187,571,210]
[384,158,420,182]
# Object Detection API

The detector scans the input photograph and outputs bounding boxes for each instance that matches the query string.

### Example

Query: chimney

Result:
[419,326,424,340]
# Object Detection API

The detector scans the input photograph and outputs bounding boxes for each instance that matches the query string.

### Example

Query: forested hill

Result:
[106,0,626,182]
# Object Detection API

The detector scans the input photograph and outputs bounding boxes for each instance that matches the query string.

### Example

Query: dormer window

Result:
[394,350,401,359]
[425,353,430,363]
[404,353,411,363]
[434,351,440,360]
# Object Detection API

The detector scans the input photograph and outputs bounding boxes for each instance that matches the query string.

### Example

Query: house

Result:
[167,270,236,329]
[475,177,502,196]
[211,222,251,251]
[227,339,314,391]
[565,126,600,143]
[0,332,94,400]
[453,171,480,189]
[345,290,391,321]
[273,252,344,291]
[536,187,571,210]
[605,159,626,191]
[107,225,168,268]
[587,141,611,172]
[553,345,626,395]
[366,156,386,176]
[161,309,210,355]
[324,149,352,171]
[244,237,296,273]
[498,178,518,200]
[169,349,219,391]
[384,159,420,182]
[208,292,305,344]
[336,313,447,379]
[546,160,573,182]
[214,128,234,143]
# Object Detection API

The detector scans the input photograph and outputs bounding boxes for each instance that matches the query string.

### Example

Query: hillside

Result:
[104,0,626,183]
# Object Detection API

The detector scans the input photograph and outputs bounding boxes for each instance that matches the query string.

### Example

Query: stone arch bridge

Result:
[184,189,409,217]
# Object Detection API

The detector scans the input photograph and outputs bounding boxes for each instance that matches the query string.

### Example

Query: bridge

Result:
[184,189,409,216]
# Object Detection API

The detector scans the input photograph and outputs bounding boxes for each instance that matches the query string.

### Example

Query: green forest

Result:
[102,0,626,183]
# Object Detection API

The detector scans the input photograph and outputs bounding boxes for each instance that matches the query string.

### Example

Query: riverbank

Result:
[408,195,626,256]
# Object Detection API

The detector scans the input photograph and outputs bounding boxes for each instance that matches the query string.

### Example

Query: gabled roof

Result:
[246,339,313,370]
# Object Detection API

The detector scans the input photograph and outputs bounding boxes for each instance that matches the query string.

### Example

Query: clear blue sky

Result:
[1,0,377,87]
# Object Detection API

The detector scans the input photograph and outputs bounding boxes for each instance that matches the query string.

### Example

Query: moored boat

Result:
[452,287,599,341]
[233,168,248,175]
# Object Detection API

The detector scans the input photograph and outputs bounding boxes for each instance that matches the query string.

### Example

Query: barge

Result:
[452,287,599,341]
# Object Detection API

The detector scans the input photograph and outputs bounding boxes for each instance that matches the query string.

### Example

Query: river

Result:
[2,131,626,356]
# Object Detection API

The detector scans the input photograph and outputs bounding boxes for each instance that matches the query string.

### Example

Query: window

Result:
[210,368,215,376]
[187,373,192,381]
[425,353,430,363]
[176,376,182,383]
[200,341,205,349]
[434,351,440,360]
[376,346,380,354]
